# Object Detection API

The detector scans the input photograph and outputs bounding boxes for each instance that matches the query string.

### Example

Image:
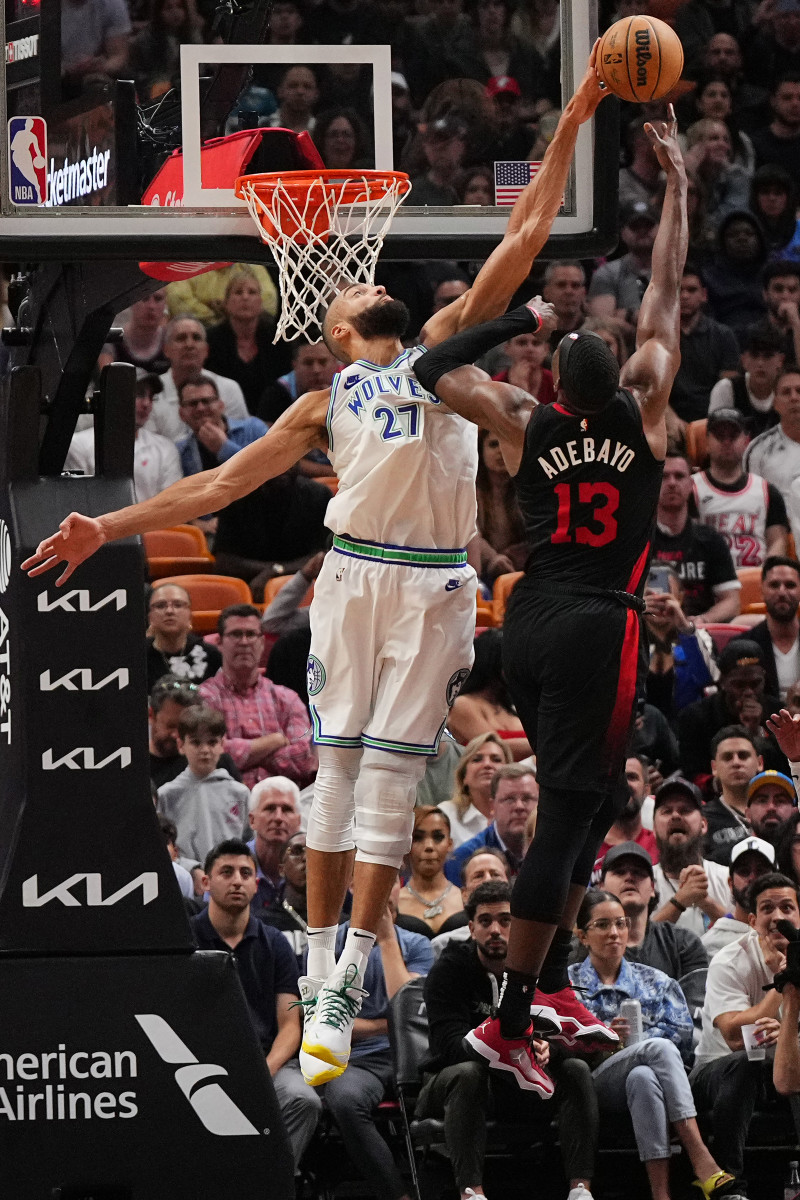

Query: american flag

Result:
[494,160,541,205]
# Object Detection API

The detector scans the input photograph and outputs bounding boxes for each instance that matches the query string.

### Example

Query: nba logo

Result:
[8,116,47,206]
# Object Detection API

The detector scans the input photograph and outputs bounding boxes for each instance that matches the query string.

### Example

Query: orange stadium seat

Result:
[143,525,214,579]
[737,567,764,614]
[476,597,495,628]
[318,476,339,494]
[492,571,523,626]
[684,419,707,469]
[157,573,253,634]
[262,574,314,608]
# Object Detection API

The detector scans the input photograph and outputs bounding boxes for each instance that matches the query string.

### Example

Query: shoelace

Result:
[317,965,362,1031]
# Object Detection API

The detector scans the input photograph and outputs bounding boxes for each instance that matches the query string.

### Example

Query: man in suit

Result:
[732,556,800,701]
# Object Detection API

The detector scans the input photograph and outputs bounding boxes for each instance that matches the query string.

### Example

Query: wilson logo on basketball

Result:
[635,30,652,89]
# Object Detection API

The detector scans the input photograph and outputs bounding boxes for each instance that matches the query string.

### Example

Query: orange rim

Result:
[234,168,410,206]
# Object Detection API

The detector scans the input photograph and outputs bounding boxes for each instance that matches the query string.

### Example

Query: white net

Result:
[237,171,411,342]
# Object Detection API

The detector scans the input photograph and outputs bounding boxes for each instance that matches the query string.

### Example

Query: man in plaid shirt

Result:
[200,604,316,790]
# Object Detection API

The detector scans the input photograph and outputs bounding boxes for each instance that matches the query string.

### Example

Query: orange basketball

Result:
[596,15,684,103]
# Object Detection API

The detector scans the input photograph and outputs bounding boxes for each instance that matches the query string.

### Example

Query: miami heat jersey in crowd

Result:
[692,469,787,569]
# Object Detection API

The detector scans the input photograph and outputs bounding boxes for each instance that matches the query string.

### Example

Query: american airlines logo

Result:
[135,1015,260,1136]
[37,588,127,613]
[22,872,158,907]
[41,746,131,770]
[39,668,129,692]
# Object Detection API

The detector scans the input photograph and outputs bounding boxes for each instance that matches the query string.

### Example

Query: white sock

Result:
[306,925,338,979]
[335,927,376,986]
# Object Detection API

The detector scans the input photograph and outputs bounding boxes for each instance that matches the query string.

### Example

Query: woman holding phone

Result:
[644,563,718,720]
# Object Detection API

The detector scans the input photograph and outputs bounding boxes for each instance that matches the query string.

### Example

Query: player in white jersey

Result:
[23,49,608,1086]
[693,407,788,569]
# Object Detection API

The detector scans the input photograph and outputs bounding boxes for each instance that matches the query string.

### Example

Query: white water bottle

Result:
[785,1160,800,1200]
[619,998,643,1045]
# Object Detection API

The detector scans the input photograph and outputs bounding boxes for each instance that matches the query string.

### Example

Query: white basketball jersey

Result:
[324,346,478,549]
[692,471,770,568]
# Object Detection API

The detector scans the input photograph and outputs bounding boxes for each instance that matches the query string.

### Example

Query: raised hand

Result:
[20,513,107,585]
[571,40,609,124]
[527,295,558,341]
[644,105,684,175]
[766,709,800,762]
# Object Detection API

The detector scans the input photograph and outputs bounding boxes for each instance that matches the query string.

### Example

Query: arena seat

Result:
[262,573,314,608]
[492,571,523,625]
[317,476,339,494]
[476,597,495,628]
[704,623,752,653]
[143,525,214,579]
[157,573,253,633]
[737,566,763,614]
[684,419,707,468]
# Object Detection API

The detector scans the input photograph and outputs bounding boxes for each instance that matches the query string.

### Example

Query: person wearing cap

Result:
[586,202,656,323]
[64,371,182,504]
[691,870,800,1192]
[410,115,466,207]
[650,779,731,937]
[735,556,800,700]
[486,76,535,161]
[678,640,789,780]
[744,770,798,851]
[705,726,763,864]
[692,408,789,569]
[669,263,741,427]
[708,327,784,438]
[701,836,777,958]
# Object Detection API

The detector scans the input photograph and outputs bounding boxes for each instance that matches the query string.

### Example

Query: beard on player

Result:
[350,297,410,341]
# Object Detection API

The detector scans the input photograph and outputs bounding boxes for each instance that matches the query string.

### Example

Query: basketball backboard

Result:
[0,0,617,263]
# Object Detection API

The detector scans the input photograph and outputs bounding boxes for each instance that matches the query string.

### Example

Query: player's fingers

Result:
[56,561,77,586]
[26,554,61,578]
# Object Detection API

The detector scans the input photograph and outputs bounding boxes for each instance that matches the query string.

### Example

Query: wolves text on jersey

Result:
[345,372,438,420]
[538,437,636,480]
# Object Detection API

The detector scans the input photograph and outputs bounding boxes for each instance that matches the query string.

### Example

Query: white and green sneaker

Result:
[299,964,367,1087]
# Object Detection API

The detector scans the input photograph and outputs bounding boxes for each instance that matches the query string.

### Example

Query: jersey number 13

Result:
[551,482,620,547]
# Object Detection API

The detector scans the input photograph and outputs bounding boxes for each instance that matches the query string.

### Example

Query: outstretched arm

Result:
[21,389,330,585]
[420,44,607,347]
[620,107,688,459]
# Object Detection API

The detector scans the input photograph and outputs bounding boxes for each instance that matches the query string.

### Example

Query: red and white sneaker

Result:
[463,1018,555,1097]
[535,986,618,1051]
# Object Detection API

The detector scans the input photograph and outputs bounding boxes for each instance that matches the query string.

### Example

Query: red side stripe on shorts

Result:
[626,541,650,594]
[605,608,640,774]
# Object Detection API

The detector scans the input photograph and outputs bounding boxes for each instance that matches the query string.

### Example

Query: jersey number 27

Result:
[551,481,620,547]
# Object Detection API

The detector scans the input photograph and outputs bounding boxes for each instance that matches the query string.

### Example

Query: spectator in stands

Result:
[693,408,789,567]
[684,119,752,237]
[439,732,512,848]
[420,880,599,1200]
[146,582,221,693]
[129,0,203,101]
[571,890,737,1200]
[212,468,329,598]
[586,202,655,324]
[399,807,464,935]
[691,871,800,1193]
[708,327,784,438]
[410,114,467,206]
[247,775,303,916]
[447,630,531,759]
[446,763,537,882]
[652,453,741,623]
[430,274,471,314]
[257,339,338,426]
[268,65,319,136]
[745,260,800,364]
[751,72,800,177]
[777,809,800,883]
[430,847,510,957]
[146,316,249,441]
[509,0,561,108]
[457,0,537,101]
[259,832,313,965]
[148,674,241,788]
[702,836,777,958]
[191,839,317,1169]
[204,267,280,415]
[165,263,278,328]
[106,289,169,374]
[66,373,182,502]
[314,107,371,170]
[402,0,474,108]
[156,705,249,861]
[687,76,755,173]
[745,769,798,849]
[698,33,767,126]
[177,373,266,477]
[485,76,535,161]
[679,641,787,780]
[470,431,530,585]
[704,210,769,338]
[158,812,198,901]
[737,557,800,700]
[200,605,316,789]
[649,778,730,937]
[598,844,709,997]
[644,563,718,721]
[260,550,321,640]
[592,756,658,881]
[579,316,630,366]
[749,164,798,256]
[675,0,753,75]
[705,727,763,864]
[491,328,555,405]
[669,265,741,428]
[619,118,662,211]
[744,366,800,513]
[542,261,587,351]
[61,0,131,96]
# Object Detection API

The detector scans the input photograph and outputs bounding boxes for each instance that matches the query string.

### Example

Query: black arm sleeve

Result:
[415,303,543,394]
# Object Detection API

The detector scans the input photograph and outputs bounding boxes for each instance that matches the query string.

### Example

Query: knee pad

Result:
[305,744,362,854]
[353,748,427,869]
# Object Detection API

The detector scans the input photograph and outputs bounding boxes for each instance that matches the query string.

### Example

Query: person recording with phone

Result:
[645,562,719,722]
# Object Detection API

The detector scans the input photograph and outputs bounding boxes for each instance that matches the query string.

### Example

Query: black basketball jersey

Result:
[513,389,664,593]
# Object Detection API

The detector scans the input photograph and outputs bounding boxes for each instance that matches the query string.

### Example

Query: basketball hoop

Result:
[234,169,411,342]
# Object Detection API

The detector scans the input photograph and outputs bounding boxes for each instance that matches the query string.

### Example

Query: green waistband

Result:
[332,536,468,567]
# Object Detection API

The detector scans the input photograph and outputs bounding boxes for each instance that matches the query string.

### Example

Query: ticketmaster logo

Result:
[135,1015,259,1136]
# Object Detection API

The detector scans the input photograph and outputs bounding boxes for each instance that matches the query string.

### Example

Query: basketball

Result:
[596,15,684,103]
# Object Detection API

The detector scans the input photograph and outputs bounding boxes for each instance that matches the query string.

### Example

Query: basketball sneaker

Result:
[299,964,367,1087]
[463,1018,555,1097]
[535,985,618,1051]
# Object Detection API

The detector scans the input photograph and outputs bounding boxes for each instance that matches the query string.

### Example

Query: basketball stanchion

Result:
[0,365,294,1199]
